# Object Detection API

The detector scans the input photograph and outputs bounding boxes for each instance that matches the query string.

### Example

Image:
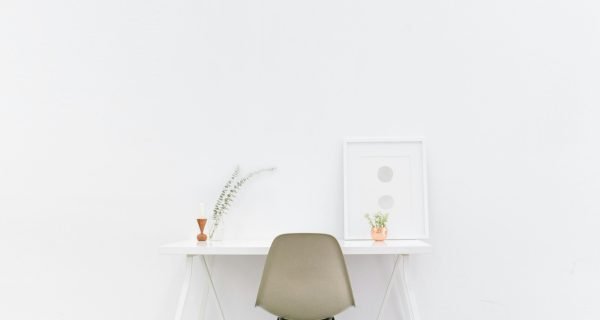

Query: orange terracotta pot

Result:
[371,227,388,241]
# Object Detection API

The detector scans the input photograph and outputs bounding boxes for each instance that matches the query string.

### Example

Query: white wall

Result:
[1,0,600,319]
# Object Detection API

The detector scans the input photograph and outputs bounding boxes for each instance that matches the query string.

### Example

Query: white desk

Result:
[160,239,431,320]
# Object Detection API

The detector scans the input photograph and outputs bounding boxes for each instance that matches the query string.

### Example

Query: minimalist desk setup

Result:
[161,140,431,319]
[159,239,431,320]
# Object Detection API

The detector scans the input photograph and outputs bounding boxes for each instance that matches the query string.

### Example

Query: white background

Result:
[1,0,599,319]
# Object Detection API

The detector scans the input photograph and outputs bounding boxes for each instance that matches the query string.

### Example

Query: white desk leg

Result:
[376,255,401,320]
[198,256,211,320]
[397,254,420,320]
[201,256,226,320]
[174,255,194,320]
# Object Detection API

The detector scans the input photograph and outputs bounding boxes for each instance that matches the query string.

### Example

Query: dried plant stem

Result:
[210,166,276,238]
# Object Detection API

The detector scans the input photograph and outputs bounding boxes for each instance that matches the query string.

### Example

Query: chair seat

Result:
[257,234,354,320]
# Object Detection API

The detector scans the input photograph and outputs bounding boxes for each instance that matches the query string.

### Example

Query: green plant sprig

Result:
[213,166,240,218]
[364,211,389,229]
[210,166,276,238]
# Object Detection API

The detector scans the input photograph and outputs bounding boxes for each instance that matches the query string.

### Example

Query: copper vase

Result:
[197,218,208,241]
[371,227,387,241]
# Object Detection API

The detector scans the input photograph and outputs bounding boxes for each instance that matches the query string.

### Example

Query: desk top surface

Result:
[159,239,431,255]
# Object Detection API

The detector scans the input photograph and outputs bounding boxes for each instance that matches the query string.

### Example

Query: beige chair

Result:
[256,233,355,320]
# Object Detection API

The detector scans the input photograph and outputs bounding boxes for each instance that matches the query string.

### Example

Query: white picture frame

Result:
[343,137,429,240]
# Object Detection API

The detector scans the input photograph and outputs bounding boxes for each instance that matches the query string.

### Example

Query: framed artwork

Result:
[343,138,429,240]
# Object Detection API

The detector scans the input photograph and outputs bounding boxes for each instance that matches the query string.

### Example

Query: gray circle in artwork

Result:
[378,195,395,210]
[377,166,394,183]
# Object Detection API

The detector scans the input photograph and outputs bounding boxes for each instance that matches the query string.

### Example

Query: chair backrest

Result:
[256,233,355,320]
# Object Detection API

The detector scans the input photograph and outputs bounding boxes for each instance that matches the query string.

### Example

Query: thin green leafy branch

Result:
[210,166,276,238]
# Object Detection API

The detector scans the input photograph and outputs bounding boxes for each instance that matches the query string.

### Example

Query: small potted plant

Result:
[364,212,389,241]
